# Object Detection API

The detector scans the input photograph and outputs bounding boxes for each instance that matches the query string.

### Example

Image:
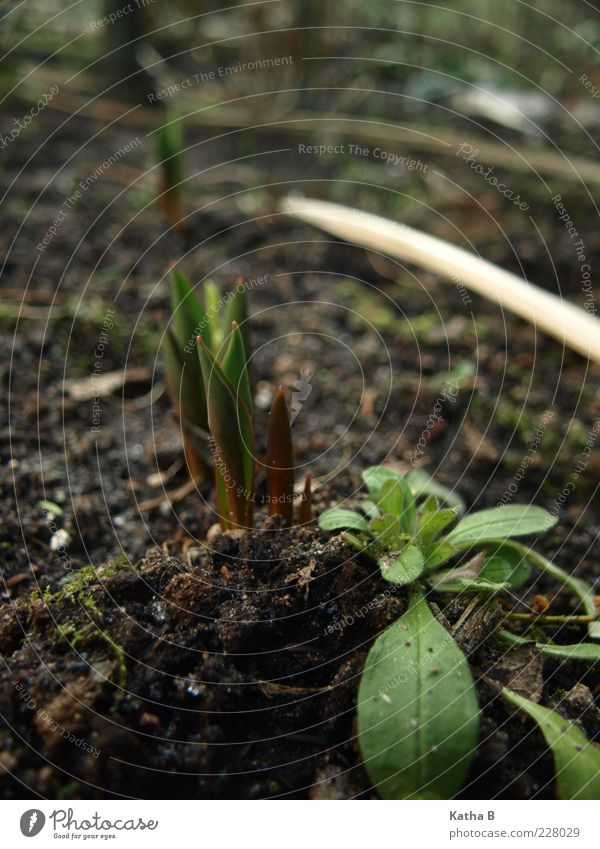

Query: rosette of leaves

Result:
[319,466,600,800]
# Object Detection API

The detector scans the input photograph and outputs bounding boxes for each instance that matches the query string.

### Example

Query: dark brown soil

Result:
[2,98,600,799]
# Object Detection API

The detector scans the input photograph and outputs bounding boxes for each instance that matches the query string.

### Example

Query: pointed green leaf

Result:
[221,322,252,414]
[358,588,480,799]
[502,688,600,799]
[318,507,370,533]
[379,543,424,586]
[221,322,254,510]
[169,268,208,425]
[197,338,254,527]
[203,280,223,354]
[156,117,184,192]
[224,285,249,355]
[163,327,207,430]
[444,505,557,549]
[171,268,204,338]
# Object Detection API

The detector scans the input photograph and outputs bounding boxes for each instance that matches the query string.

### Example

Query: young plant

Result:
[165,267,307,530]
[163,267,244,481]
[319,466,600,800]
[155,111,185,232]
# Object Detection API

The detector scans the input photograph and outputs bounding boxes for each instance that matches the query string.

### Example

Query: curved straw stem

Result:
[281,196,600,364]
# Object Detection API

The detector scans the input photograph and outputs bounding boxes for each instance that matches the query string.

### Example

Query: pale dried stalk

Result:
[282,196,600,364]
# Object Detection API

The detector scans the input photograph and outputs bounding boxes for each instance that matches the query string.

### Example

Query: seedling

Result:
[155,112,185,231]
[165,267,307,530]
[319,466,600,800]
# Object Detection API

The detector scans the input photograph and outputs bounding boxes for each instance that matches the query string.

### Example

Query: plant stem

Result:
[505,612,595,624]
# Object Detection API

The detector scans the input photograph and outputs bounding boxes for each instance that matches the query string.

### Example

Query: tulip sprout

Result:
[164,267,308,530]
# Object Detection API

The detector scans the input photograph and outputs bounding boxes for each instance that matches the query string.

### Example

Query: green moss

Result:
[57,621,127,692]
[43,554,133,638]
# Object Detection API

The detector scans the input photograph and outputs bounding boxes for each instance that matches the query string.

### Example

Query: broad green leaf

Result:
[444,505,557,549]
[503,688,600,799]
[358,588,480,799]
[197,338,254,528]
[406,469,465,513]
[480,544,531,588]
[378,478,416,533]
[379,543,424,586]
[418,507,458,548]
[498,630,600,662]
[318,507,370,533]
[362,466,403,500]
[504,542,600,641]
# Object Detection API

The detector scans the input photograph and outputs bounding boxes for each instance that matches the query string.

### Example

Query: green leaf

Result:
[418,506,458,548]
[171,268,206,349]
[318,507,370,533]
[361,499,381,519]
[221,322,252,414]
[406,469,465,513]
[503,542,600,641]
[498,631,600,662]
[168,269,209,425]
[224,286,249,356]
[197,338,254,528]
[378,478,416,533]
[203,280,223,354]
[444,505,557,549]
[430,573,509,594]
[38,500,63,517]
[378,543,424,586]
[156,117,184,191]
[480,544,531,588]
[424,541,456,572]
[370,515,411,550]
[358,588,480,799]
[502,688,600,799]
[362,466,403,500]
